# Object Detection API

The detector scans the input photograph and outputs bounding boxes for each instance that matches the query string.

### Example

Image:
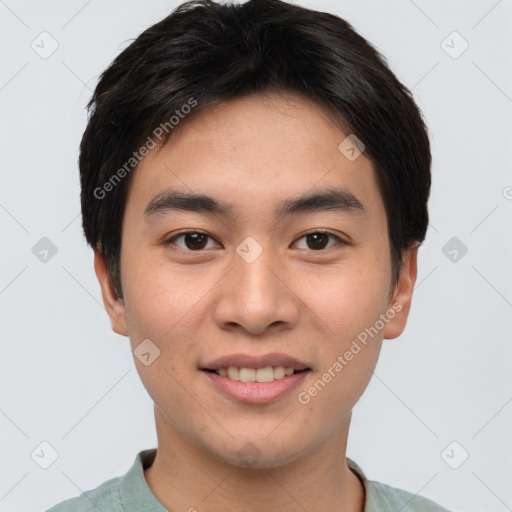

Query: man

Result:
[47,0,451,510]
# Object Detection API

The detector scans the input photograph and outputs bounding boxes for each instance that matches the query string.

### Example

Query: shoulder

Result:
[44,449,159,512]
[346,458,453,512]
[366,479,453,512]
[44,475,123,512]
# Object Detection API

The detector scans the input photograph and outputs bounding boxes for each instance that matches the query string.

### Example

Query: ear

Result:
[93,250,128,336]
[383,244,418,340]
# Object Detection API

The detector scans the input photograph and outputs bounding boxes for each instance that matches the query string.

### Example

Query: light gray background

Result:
[1,1,511,511]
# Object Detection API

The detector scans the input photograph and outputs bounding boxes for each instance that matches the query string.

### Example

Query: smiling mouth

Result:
[203,366,310,383]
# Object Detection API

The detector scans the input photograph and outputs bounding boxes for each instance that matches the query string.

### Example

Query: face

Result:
[96,92,417,468]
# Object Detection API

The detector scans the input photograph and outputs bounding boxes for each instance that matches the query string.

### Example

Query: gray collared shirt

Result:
[45,449,452,511]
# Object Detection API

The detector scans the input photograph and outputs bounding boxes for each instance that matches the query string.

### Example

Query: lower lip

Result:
[202,370,309,404]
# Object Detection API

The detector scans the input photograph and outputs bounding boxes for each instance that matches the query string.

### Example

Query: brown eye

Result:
[294,231,344,251]
[167,232,219,251]
[306,233,329,250]
[183,233,208,250]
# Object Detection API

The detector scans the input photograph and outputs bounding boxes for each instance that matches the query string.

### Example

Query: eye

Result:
[165,230,346,252]
[166,231,220,251]
[293,231,345,251]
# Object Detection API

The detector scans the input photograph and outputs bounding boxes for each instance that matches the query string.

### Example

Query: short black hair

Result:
[80,0,431,299]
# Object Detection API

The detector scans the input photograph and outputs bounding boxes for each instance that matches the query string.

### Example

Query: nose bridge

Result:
[213,236,299,334]
[235,240,278,305]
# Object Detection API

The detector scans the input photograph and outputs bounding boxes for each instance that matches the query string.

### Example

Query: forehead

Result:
[125,92,384,223]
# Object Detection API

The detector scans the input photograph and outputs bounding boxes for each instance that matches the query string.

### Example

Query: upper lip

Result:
[201,352,311,371]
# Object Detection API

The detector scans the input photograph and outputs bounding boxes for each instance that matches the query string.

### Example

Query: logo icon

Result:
[236,236,263,264]
[133,339,161,366]
[31,441,59,469]
[236,442,262,467]
[31,31,59,59]
[441,32,469,59]
[32,237,58,263]
[338,134,365,161]
[441,441,469,469]
[442,237,468,263]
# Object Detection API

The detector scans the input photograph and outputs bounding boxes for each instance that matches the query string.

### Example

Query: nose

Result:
[213,244,300,336]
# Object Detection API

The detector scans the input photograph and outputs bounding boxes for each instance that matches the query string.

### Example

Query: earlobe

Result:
[383,244,418,340]
[93,250,129,336]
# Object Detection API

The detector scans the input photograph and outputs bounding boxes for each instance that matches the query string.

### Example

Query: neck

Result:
[144,406,365,512]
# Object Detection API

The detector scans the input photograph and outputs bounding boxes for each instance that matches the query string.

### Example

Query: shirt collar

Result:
[119,449,396,512]
[118,449,166,511]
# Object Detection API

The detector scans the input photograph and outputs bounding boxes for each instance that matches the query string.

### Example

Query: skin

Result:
[95,91,418,512]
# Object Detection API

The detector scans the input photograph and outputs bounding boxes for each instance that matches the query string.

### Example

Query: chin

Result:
[206,433,311,470]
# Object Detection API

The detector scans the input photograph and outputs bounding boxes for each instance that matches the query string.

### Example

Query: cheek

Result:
[297,256,391,340]
[291,254,390,405]
[121,256,221,398]
[121,252,209,341]
[120,258,206,412]
[294,268,386,433]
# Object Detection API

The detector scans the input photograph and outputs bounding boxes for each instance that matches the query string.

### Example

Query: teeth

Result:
[273,366,285,379]
[216,365,297,382]
[227,366,239,381]
[239,368,256,382]
[256,367,274,383]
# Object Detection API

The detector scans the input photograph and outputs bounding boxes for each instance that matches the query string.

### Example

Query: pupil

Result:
[183,233,329,250]
[186,233,207,250]
[307,233,328,250]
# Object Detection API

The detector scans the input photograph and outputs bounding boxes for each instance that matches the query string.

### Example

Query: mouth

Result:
[202,366,310,382]
[200,353,312,404]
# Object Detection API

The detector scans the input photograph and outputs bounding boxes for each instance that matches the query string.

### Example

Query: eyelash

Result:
[164,230,346,252]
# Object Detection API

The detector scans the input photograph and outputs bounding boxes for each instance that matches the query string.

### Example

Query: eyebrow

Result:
[143,187,366,221]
